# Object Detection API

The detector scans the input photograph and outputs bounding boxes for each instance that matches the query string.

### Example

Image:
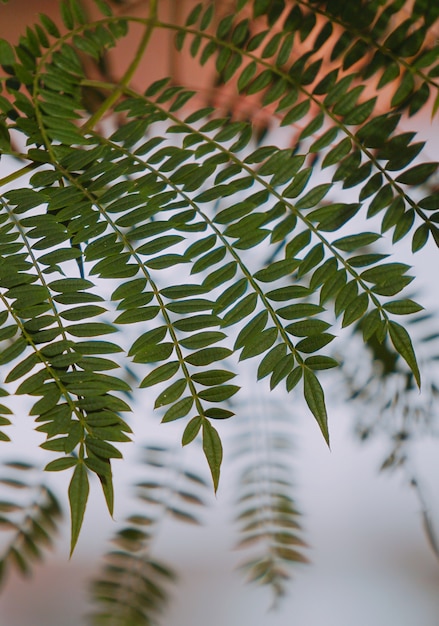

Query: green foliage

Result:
[0,0,438,616]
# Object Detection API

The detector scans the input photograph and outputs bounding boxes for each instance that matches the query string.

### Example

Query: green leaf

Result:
[146,254,189,270]
[191,369,236,386]
[132,343,174,364]
[221,293,258,327]
[294,328,335,353]
[391,72,415,107]
[238,61,257,91]
[185,347,232,366]
[203,262,238,289]
[322,138,352,168]
[180,331,227,350]
[85,438,122,460]
[93,0,113,17]
[257,344,287,379]
[432,88,439,118]
[270,354,295,389]
[0,338,27,366]
[310,127,338,152]
[296,184,331,209]
[200,3,214,29]
[383,299,424,315]
[335,280,358,317]
[342,293,369,327]
[303,369,329,445]
[254,259,299,283]
[185,3,202,26]
[74,341,122,355]
[266,285,310,302]
[305,356,338,370]
[86,456,113,516]
[286,319,330,337]
[114,306,160,324]
[173,314,221,332]
[198,385,240,402]
[283,167,312,198]
[350,253,389,269]
[68,462,89,556]
[286,366,303,391]
[285,230,311,257]
[66,323,117,337]
[0,39,15,65]
[60,0,75,29]
[247,70,274,95]
[412,224,429,252]
[39,13,61,37]
[0,120,10,152]
[166,298,214,314]
[161,397,194,422]
[333,232,381,251]
[234,311,268,349]
[239,327,278,360]
[281,100,311,126]
[49,278,94,292]
[297,244,324,278]
[45,457,77,471]
[299,111,324,140]
[204,407,234,420]
[343,97,376,125]
[388,321,420,387]
[5,353,38,383]
[160,284,207,299]
[136,235,185,255]
[360,173,383,200]
[182,416,202,446]
[154,379,187,408]
[396,163,438,185]
[277,303,325,320]
[361,262,411,286]
[202,420,223,492]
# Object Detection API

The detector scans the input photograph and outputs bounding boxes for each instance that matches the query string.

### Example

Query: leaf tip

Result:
[202,419,223,493]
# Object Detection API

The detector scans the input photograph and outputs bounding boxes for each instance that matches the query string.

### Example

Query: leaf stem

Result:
[0,163,39,188]
[82,0,159,131]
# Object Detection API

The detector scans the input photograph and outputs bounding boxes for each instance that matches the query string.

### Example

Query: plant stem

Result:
[0,163,39,187]
[82,0,159,131]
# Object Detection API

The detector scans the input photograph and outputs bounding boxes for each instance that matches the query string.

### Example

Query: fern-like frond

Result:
[340,305,439,558]
[232,397,308,601]
[0,460,62,584]
[0,0,437,547]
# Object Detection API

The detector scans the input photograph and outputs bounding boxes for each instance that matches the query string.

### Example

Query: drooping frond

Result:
[341,304,439,559]
[232,397,308,601]
[0,0,437,547]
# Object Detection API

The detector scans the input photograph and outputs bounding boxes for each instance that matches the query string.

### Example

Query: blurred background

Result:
[0,1,438,625]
